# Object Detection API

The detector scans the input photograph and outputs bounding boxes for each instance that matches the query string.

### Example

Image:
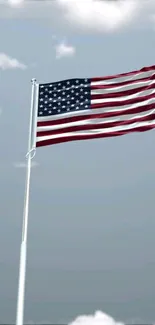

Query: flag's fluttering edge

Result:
[36,65,155,147]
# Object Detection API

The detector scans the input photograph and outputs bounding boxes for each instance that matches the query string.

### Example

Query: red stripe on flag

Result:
[91,83,155,100]
[37,103,155,128]
[36,124,155,147]
[91,93,155,109]
[91,66,155,82]
[91,74,155,90]
[37,113,155,138]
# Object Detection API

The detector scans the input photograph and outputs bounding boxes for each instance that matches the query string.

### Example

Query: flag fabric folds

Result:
[36,65,155,147]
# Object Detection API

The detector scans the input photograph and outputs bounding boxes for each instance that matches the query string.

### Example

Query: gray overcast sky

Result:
[0,0,155,323]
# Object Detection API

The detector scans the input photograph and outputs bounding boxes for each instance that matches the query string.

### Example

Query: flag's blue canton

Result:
[38,78,91,116]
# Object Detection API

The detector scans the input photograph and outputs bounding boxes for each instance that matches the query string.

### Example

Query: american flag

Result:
[36,65,155,147]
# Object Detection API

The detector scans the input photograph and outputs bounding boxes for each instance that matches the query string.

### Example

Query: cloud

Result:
[8,0,24,6]
[69,311,124,325]
[14,161,39,168]
[3,0,155,32]
[0,53,27,70]
[57,0,139,31]
[56,0,154,32]
[55,40,76,59]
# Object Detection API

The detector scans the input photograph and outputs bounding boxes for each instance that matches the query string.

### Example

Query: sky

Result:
[0,0,155,323]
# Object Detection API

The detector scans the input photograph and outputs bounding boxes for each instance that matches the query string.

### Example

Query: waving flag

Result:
[36,65,155,147]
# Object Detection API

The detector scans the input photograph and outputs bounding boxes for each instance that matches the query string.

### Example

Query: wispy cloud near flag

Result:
[55,40,76,59]
[69,311,124,325]
[0,53,27,70]
[36,65,155,148]
[13,161,39,168]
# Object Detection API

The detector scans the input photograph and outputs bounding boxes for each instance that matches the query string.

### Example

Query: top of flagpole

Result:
[31,78,36,83]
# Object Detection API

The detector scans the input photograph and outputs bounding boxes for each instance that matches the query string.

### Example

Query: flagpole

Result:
[16,78,37,325]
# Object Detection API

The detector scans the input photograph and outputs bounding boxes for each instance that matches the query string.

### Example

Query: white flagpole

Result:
[16,78,38,325]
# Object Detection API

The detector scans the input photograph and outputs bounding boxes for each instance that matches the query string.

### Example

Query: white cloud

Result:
[1,1,52,18]
[55,40,76,59]
[56,0,154,32]
[3,0,155,32]
[8,0,24,6]
[69,311,124,325]
[14,161,39,168]
[0,53,27,70]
